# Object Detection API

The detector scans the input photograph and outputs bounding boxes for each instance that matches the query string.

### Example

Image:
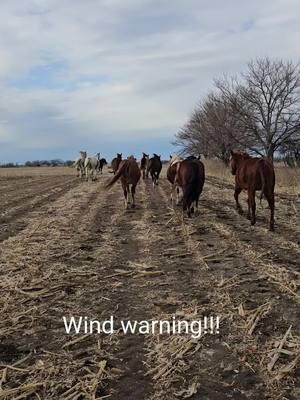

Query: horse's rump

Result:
[105,159,141,188]
[147,156,162,174]
[235,157,275,193]
[176,160,205,207]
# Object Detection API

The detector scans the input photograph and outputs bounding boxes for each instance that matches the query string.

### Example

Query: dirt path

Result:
[0,170,299,399]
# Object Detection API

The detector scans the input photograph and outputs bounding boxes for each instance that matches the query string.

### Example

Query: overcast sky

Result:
[0,0,299,162]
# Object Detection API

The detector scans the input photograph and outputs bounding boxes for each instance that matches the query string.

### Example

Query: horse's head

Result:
[117,153,122,159]
[96,152,100,159]
[101,158,107,165]
[80,151,87,159]
[230,150,249,175]
[153,153,160,159]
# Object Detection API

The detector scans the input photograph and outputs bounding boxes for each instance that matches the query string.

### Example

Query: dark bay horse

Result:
[98,158,107,174]
[147,154,162,186]
[230,151,275,231]
[105,156,141,208]
[175,158,205,217]
[140,153,149,179]
[111,153,122,174]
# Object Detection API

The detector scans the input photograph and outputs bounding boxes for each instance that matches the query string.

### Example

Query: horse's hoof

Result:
[246,214,251,220]
[131,204,135,208]
[251,220,256,226]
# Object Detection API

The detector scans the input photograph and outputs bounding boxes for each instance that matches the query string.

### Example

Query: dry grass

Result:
[203,159,300,195]
[0,167,74,177]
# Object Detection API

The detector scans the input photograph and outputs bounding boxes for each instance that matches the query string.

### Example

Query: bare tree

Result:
[175,92,250,163]
[216,58,300,160]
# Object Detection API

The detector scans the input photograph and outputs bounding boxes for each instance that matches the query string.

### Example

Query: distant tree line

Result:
[175,57,300,166]
[0,159,74,168]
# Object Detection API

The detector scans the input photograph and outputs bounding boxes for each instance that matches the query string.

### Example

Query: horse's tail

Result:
[105,161,126,188]
[259,161,266,206]
[181,162,198,207]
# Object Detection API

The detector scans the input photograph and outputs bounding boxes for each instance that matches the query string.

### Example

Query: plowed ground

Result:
[0,167,299,400]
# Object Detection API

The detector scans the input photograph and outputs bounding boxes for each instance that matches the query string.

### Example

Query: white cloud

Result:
[0,0,299,161]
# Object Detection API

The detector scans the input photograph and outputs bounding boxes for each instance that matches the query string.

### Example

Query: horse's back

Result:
[237,158,275,190]
[178,159,204,186]
[121,159,141,185]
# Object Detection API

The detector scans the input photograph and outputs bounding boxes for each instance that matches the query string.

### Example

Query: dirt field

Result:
[0,165,299,400]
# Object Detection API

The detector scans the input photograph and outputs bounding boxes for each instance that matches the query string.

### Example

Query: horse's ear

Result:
[170,155,172,159]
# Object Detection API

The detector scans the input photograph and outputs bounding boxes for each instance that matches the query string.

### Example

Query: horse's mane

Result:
[232,151,251,160]
[169,154,182,167]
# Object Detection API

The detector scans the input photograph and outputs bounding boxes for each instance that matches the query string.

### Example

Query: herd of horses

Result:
[74,150,276,231]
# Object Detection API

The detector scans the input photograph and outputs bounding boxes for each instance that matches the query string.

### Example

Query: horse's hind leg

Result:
[234,186,242,214]
[152,173,155,187]
[246,198,251,220]
[248,189,256,226]
[131,185,136,208]
[265,190,275,231]
[122,183,128,208]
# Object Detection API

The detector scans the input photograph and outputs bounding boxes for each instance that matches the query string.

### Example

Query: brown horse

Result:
[111,153,122,174]
[140,153,149,179]
[175,158,205,217]
[147,154,162,186]
[230,151,275,231]
[105,156,141,208]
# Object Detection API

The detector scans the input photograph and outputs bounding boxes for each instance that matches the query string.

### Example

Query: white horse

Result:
[74,151,87,178]
[84,152,101,181]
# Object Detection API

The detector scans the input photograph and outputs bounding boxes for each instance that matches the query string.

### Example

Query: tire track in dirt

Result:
[76,179,157,400]
[157,177,300,400]
[138,180,267,400]
[0,177,79,243]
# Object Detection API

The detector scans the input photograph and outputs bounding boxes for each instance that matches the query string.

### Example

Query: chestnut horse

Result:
[105,156,141,208]
[140,153,149,179]
[230,151,275,231]
[147,154,162,186]
[111,153,122,174]
[175,158,205,217]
